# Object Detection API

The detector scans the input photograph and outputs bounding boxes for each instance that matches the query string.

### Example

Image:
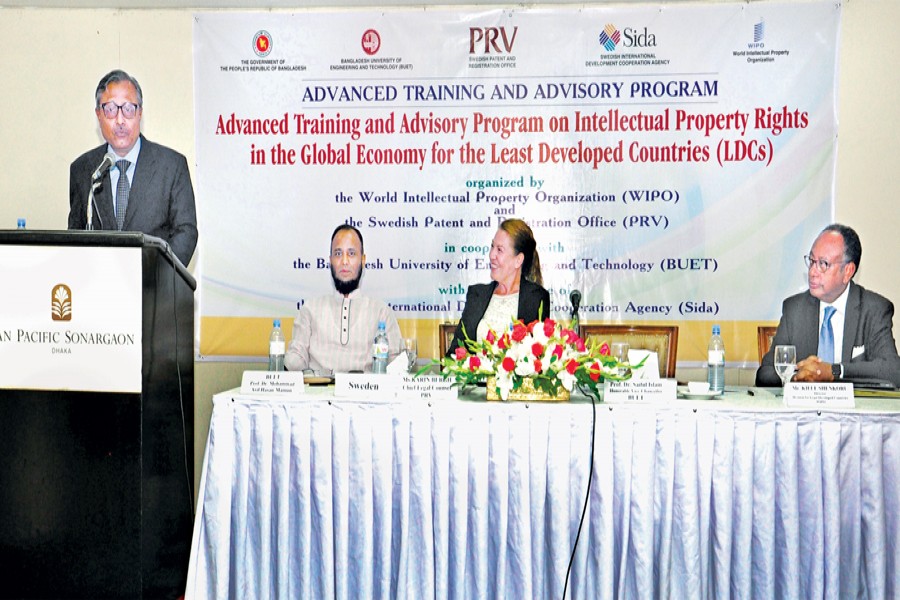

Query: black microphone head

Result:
[92,152,117,180]
[570,289,582,309]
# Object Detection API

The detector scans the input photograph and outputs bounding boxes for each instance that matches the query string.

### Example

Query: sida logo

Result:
[469,27,518,54]
[254,30,272,57]
[51,284,72,322]
[598,24,621,51]
[599,24,656,51]
[362,29,381,55]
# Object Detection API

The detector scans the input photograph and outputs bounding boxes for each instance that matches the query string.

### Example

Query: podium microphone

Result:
[91,152,117,181]
[86,152,116,230]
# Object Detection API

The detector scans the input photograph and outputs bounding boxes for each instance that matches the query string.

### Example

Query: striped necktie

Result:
[115,159,131,230]
[819,305,836,363]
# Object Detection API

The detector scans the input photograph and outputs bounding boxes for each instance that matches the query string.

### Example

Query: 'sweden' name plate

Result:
[334,374,458,402]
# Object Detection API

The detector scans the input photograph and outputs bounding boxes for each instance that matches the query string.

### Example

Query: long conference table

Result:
[185,384,900,600]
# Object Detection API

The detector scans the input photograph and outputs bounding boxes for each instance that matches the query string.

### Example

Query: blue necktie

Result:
[819,306,836,363]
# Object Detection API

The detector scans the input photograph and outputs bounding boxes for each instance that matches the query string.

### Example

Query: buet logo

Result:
[469,27,518,54]
[598,24,621,51]
[254,30,272,57]
[362,29,381,55]
[599,25,657,51]
[51,284,72,322]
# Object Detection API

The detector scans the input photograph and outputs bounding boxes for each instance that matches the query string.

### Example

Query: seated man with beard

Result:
[285,223,401,374]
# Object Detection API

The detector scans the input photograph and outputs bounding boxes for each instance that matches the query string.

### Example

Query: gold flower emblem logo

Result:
[51,284,72,321]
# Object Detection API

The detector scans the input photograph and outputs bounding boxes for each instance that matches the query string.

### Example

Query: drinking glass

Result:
[402,338,418,372]
[773,345,797,386]
[611,341,630,378]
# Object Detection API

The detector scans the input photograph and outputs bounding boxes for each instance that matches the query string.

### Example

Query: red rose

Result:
[564,329,580,344]
[552,344,564,361]
[565,359,578,375]
[543,319,556,337]
[502,356,516,372]
[511,323,528,342]
[468,356,481,371]
[599,342,610,356]
[485,330,496,345]
[454,346,468,361]
[499,333,511,350]
[534,359,542,373]
[526,320,538,334]
[531,342,544,358]
[575,338,586,352]
[589,362,601,382]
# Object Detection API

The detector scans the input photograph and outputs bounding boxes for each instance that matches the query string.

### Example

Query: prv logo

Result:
[362,29,381,55]
[51,284,72,322]
[469,27,518,54]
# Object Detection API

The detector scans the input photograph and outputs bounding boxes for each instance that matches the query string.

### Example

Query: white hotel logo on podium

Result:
[0,245,142,393]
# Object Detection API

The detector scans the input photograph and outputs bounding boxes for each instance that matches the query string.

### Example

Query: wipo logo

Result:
[51,284,72,322]
[598,24,621,52]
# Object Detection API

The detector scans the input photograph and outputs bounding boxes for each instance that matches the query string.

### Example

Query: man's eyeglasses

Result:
[804,254,843,273]
[99,101,141,119]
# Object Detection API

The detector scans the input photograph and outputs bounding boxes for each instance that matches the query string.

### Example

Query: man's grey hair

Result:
[95,69,143,108]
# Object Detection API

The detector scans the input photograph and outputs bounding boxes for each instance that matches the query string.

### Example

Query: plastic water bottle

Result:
[707,324,725,393]
[268,319,285,371]
[372,320,389,374]
[16,218,25,230]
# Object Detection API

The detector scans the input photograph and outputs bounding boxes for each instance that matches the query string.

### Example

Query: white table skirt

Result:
[186,390,900,600]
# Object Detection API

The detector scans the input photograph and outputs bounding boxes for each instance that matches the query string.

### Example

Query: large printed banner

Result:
[194,2,840,357]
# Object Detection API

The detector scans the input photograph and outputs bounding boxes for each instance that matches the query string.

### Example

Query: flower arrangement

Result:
[438,318,637,401]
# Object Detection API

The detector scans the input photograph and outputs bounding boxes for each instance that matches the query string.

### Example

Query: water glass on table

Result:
[774,344,797,386]
[611,341,630,378]
[402,338,418,372]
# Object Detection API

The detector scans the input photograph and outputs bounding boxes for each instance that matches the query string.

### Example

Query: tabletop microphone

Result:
[91,152,117,181]
[570,289,581,314]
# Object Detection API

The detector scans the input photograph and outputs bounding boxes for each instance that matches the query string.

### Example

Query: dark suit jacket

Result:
[756,281,900,387]
[68,135,198,266]
[446,279,551,356]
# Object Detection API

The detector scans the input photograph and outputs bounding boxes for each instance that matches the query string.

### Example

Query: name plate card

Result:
[334,373,457,402]
[334,373,401,401]
[783,382,855,408]
[240,370,306,397]
[604,379,676,404]
[397,375,458,401]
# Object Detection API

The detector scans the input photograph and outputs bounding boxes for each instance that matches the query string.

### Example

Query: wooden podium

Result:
[0,231,195,599]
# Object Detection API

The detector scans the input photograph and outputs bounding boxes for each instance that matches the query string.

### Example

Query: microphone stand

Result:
[86,177,101,231]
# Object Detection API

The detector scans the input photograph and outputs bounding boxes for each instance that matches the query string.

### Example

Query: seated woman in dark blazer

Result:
[446,218,551,355]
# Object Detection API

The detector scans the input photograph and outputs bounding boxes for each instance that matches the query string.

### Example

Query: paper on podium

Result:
[628,350,660,380]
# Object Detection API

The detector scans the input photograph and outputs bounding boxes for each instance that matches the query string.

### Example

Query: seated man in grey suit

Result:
[757,224,900,387]
[68,69,198,266]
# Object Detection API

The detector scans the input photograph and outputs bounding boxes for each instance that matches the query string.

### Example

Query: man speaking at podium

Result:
[68,69,198,266]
